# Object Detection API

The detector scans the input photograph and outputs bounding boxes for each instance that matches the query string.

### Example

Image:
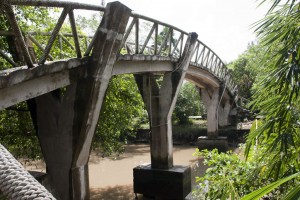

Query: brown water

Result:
[24,144,206,199]
[89,144,207,199]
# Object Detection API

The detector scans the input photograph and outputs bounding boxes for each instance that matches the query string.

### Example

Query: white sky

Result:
[71,0,270,63]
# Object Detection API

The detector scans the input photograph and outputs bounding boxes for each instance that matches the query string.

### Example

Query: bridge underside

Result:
[0,1,237,200]
[0,58,235,200]
[0,48,235,200]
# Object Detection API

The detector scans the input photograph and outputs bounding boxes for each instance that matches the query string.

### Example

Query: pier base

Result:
[197,136,228,152]
[133,164,191,200]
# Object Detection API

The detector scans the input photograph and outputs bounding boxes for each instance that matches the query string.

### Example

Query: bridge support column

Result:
[218,98,231,127]
[33,2,131,200]
[198,87,228,152]
[133,32,198,199]
[201,87,220,138]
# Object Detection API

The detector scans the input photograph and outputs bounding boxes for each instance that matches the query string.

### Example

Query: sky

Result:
[68,0,270,63]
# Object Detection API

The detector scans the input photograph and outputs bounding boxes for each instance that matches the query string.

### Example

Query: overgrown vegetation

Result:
[194,0,300,199]
[93,74,144,155]
[193,148,259,199]
[173,82,205,124]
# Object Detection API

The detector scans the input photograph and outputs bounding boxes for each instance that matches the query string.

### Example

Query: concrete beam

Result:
[187,66,220,87]
[113,59,174,75]
[0,59,85,110]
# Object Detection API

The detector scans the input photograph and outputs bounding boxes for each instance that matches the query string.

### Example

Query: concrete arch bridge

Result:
[0,1,239,199]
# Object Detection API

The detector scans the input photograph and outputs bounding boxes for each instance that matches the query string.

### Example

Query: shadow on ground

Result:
[90,185,143,200]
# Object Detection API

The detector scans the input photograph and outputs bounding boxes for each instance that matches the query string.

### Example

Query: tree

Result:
[228,42,265,99]
[0,6,57,159]
[0,6,57,69]
[194,1,300,198]
[246,0,300,176]
[93,74,144,155]
[173,81,204,124]
[244,0,300,197]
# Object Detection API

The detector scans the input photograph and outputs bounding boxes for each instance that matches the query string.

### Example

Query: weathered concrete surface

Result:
[113,57,175,75]
[218,97,231,127]
[70,3,131,199]
[135,32,198,169]
[201,87,220,138]
[186,66,220,88]
[33,2,131,200]
[133,164,191,200]
[35,87,77,200]
[0,58,86,110]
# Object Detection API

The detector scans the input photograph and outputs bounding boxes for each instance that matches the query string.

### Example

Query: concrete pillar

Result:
[133,33,198,199]
[198,87,229,152]
[134,74,174,169]
[71,4,131,200]
[135,33,198,169]
[35,88,76,200]
[218,99,231,127]
[200,87,220,138]
[33,2,131,199]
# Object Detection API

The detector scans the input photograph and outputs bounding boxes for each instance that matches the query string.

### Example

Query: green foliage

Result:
[193,149,260,200]
[0,6,55,69]
[242,0,300,198]
[76,13,101,35]
[193,147,298,199]
[14,6,55,32]
[228,42,265,99]
[172,124,206,143]
[0,103,41,159]
[241,172,300,200]
[93,74,144,155]
[245,0,300,181]
[193,1,300,199]
[173,82,205,124]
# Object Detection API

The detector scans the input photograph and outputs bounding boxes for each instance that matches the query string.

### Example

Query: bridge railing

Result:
[0,0,236,95]
[121,12,236,94]
[0,0,104,68]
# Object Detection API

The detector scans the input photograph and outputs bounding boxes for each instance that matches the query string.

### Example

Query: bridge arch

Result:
[0,1,238,199]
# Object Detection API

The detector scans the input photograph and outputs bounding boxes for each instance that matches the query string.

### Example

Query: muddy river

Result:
[25,144,206,199]
[88,144,207,199]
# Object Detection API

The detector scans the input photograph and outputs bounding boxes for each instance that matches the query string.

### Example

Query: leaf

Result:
[282,183,300,200]
[241,172,300,200]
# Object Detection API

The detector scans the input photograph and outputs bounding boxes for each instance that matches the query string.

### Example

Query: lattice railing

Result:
[0,0,102,67]
[121,12,236,93]
[0,0,236,94]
